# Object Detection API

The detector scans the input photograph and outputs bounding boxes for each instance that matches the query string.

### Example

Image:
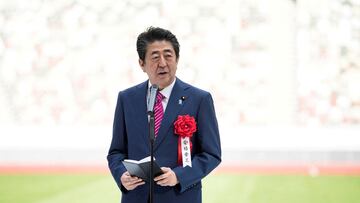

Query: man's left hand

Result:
[154,167,179,186]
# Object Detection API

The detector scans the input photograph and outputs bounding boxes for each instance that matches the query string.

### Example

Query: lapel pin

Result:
[178,96,186,105]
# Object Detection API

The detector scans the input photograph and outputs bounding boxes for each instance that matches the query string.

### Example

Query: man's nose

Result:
[159,55,167,67]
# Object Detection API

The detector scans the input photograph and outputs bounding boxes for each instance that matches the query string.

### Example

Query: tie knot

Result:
[156,92,164,103]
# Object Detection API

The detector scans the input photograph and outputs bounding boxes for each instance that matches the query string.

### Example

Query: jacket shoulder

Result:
[180,80,211,98]
[118,81,147,96]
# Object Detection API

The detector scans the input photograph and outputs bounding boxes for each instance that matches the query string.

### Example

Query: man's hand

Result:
[120,171,145,190]
[154,167,179,187]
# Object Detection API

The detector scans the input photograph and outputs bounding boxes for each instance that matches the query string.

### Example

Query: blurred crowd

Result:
[297,0,360,125]
[0,0,358,127]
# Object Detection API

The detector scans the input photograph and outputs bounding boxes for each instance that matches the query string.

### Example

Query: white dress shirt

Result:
[147,78,176,112]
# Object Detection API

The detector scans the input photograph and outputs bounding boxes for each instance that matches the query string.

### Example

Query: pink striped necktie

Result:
[154,92,164,137]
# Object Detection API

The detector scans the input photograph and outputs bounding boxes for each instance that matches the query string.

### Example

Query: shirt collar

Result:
[148,78,176,100]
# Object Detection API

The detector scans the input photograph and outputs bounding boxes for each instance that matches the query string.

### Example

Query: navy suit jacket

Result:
[107,78,221,203]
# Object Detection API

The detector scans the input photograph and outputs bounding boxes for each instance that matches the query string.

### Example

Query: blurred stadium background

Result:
[0,0,359,202]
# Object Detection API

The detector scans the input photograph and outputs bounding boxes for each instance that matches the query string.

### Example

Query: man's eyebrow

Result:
[163,49,173,53]
[150,49,174,55]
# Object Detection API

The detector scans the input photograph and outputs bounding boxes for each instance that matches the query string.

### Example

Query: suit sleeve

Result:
[173,92,222,193]
[107,92,129,192]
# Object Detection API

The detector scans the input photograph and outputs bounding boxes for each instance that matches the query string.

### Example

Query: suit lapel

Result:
[154,79,189,150]
[132,81,150,145]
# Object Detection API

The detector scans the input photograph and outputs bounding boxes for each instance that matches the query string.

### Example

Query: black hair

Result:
[136,27,180,61]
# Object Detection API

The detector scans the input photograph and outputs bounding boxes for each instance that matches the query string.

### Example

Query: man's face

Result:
[139,40,178,89]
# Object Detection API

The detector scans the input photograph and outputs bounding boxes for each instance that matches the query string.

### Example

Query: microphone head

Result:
[147,84,159,113]
[151,84,159,90]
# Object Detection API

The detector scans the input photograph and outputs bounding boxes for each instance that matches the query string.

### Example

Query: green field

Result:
[1,173,360,203]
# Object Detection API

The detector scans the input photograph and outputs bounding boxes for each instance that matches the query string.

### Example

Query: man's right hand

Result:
[120,171,145,191]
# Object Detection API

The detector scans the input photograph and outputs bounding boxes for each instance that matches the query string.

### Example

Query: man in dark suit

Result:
[107,27,221,203]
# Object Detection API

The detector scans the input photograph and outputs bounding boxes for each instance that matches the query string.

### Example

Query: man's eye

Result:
[152,56,159,60]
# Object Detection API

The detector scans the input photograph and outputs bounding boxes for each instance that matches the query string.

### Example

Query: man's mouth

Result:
[158,71,168,75]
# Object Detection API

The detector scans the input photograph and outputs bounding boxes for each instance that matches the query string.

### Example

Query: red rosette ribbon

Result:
[174,115,197,166]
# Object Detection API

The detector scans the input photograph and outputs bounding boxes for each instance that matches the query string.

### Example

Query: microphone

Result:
[147,84,159,114]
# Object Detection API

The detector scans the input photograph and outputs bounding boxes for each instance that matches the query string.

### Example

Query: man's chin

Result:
[157,80,172,89]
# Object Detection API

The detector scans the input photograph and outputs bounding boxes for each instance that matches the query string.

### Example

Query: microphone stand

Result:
[147,84,158,203]
[148,111,155,203]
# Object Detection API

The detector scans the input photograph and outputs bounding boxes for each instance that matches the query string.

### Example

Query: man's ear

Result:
[139,59,145,72]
